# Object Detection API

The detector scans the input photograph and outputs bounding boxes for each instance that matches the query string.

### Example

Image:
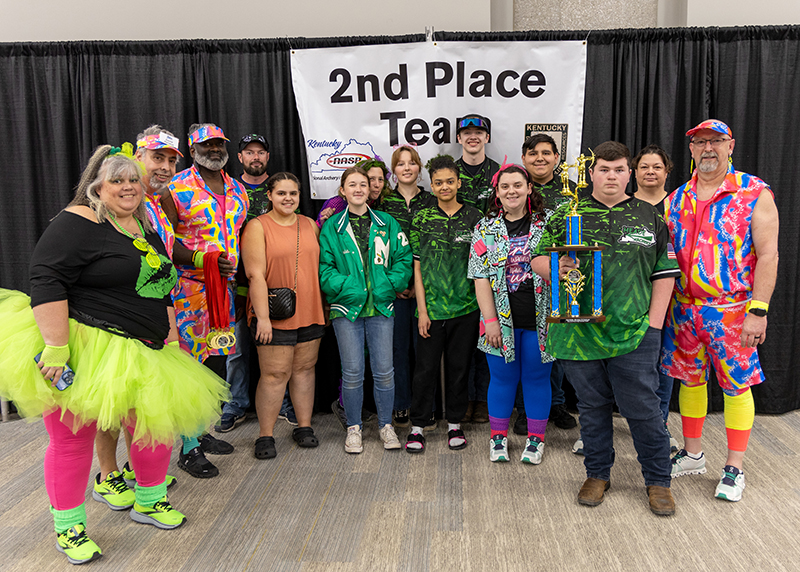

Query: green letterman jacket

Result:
[319,206,413,321]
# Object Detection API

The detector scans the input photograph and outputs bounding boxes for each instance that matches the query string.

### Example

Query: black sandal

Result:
[254,436,277,459]
[448,428,468,450]
[292,427,319,448]
[405,432,426,454]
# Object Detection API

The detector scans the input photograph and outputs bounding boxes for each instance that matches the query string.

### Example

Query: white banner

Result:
[291,40,587,199]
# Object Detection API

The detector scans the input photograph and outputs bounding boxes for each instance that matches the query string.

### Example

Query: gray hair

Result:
[70,145,153,232]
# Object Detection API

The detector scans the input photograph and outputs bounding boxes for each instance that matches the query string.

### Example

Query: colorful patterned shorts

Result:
[660,301,764,396]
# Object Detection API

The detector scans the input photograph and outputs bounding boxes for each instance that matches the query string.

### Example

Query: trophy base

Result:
[547,315,606,324]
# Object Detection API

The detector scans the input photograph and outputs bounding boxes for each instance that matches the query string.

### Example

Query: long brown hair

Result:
[486,165,545,223]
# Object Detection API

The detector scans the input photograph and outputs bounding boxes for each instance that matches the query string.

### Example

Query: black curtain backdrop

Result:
[0,27,797,413]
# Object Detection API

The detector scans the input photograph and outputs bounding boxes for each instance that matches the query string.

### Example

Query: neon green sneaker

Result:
[130,496,186,529]
[122,462,177,489]
[56,524,102,565]
[92,471,135,510]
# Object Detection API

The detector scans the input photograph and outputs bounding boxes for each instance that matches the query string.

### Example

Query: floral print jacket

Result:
[467,213,554,364]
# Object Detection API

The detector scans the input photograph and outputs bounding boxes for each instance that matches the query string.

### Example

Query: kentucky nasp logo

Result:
[618,225,656,247]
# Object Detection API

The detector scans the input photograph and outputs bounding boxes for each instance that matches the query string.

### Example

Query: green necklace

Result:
[109,216,162,269]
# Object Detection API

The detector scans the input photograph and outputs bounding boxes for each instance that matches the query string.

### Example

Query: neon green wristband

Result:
[41,344,70,368]
[193,250,204,269]
[167,340,180,348]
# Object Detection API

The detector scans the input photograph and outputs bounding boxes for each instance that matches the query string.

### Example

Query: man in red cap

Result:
[662,119,779,502]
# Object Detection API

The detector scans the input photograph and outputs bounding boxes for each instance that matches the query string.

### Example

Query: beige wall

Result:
[0,0,491,42]
[687,0,800,26]
[513,0,658,30]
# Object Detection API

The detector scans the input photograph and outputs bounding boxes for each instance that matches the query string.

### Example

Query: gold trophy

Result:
[545,150,605,323]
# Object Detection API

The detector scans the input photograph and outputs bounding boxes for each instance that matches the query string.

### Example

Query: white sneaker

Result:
[489,434,509,462]
[572,438,584,455]
[714,465,745,502]
[379,424,401,450]
[520,436,544,465]
[345,425,363,454]
[671,449,706,477]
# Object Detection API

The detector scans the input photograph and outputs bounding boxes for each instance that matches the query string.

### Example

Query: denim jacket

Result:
[467,212,554,364]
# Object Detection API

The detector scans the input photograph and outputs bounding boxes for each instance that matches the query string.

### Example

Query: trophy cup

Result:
[545,150,605,323]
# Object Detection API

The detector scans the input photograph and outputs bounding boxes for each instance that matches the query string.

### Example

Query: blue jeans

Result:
[222,316,251,417]
[656,372,674,422]
[560,327,671,488]
[332,315,395,427]
[392,297,417,411]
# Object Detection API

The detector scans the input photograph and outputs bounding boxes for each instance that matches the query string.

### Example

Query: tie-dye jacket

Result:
[665,163,772,305]
[468,213,554,364]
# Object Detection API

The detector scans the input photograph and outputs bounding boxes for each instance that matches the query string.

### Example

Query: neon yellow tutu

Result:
[0,289,230,446]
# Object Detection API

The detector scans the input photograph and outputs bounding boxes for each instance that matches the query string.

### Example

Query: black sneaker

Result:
[177,447,219,479]
[549,403,578,430]
[199,433,235,455]
[214,412,246,433]
[513,411,528,435]
[393,409,410,428]
[278,408,298,426]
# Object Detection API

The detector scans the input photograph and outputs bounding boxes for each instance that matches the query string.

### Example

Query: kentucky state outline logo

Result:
[618,225,656,247]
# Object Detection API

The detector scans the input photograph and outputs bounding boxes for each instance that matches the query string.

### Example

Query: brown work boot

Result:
[472,401,489,423]
[461,401,475,423]
[578,478,610,506]
[646,486,675,516]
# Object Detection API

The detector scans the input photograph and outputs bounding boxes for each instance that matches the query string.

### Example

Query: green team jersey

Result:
[534,196,680,360]
[533,176,589,212]
[375,186,436,238]
[456,157,500,213]
[410,203,482,320]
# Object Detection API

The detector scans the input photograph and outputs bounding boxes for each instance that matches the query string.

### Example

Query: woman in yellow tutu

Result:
[0,145,229,565]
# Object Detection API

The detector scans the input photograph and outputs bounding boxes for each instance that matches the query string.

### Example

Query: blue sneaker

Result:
[215,412,246,433]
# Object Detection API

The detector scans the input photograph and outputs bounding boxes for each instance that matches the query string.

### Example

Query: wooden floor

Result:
[2,408,800,572]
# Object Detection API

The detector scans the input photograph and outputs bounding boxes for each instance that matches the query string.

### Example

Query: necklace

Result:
[109,215,162,269]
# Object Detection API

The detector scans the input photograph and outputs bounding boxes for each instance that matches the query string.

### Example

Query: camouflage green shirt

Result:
[534,176,589,212]
[533,196,680,360]
[238,177,271,222]
[375,186,436,238]
[410,203,482,320]
[456,157,499,214]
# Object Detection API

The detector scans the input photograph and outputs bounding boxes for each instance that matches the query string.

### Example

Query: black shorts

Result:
[250,318,325,347]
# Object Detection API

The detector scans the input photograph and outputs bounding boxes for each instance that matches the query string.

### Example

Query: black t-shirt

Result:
[504,216,537,330]
[29,211,176,344]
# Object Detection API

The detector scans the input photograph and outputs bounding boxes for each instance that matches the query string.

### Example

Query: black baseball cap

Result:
[238,133,269,152]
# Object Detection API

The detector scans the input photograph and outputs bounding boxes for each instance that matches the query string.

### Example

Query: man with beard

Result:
[215,133,272,433]
[91,125,183,510]
[662,120,779,502]
[161,123,249,478]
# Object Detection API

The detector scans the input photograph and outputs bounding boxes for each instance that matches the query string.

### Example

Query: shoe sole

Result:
[278,414,299,427]
[383,441,402,450]
[714,491,743,502]
[650,507,676,516]
[520,455,542,465]
[130,509,187,530]
[56,543,102,565]
[671,467,707,478]
[92,490,134,511]
[345,446,363,454]
[393,419,411,428]
[490,455,509,462]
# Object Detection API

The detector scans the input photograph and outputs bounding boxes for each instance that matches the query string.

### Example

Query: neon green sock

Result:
[51,504,86,533]
[181,435,200,454]
[135,483,168,507]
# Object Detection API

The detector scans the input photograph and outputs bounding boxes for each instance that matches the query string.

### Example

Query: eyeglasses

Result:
[690,138,730,148]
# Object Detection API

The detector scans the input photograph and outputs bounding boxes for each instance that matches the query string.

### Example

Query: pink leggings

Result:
[43,408,172,510]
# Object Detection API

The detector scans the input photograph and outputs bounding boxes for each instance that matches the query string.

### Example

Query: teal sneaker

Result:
[520,436,545,465]
[122,462,177,489]
[714,465,745,502]
[130,496,187,529]
[489,434,509,462]
[92,471,135,510]
[56,524,102,565]
[671,449,707,477]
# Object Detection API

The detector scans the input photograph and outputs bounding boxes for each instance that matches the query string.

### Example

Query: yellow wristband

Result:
[747,300,769,313]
